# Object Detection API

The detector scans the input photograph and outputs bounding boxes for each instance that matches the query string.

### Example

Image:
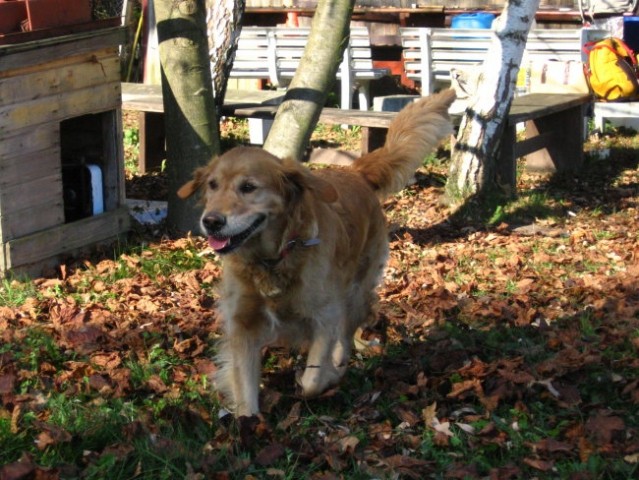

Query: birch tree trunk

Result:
[207,0,245,118]
[263,0,356,160]
[445,0,540,206]
[154,0,220,232]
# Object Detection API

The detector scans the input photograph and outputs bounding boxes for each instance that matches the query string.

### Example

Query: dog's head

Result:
[178,147,337,255]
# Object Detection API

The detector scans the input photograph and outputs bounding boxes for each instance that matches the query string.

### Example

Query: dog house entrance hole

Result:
[60,111,115,223]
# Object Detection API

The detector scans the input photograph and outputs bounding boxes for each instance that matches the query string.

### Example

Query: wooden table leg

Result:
[496,124,518,197]
[361,127,387,154]
[138,112,165,173]
[524,104,585,173]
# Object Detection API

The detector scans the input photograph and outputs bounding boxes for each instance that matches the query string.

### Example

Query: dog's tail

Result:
[352,89,456,199]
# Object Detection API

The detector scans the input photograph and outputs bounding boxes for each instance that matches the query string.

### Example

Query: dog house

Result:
[0,25,130,276]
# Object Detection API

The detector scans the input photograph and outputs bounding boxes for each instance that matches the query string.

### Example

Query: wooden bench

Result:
[231,26,389,110]
[400,27,609,94]
[230,93,592,195]
[121,82,395,172]
[121,83,590,196]
[491,92,591,194]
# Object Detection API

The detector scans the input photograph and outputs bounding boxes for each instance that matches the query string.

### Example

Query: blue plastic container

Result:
[624,16,639,52]
[451,12,496,30]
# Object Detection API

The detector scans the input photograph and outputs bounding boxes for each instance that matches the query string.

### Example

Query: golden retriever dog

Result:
[178,89,456,417]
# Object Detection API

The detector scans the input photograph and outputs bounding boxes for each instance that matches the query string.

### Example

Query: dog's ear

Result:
[281,158,337,203]
[177,164,211,199]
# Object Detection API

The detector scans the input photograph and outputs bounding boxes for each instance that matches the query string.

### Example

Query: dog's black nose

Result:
[202,213,226,233]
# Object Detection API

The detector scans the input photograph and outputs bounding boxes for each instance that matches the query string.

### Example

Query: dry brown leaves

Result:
[1,151,639,478]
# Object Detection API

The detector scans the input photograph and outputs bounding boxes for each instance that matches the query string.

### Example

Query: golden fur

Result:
[179,89,456,416]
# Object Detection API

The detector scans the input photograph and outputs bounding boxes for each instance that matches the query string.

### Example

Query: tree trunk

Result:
[154,0,220,232]
[207,0,245,118]
[445,0,540,206]
[263,0,356,160]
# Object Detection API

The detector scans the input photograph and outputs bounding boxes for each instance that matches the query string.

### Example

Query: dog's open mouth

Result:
[208,215,266,254]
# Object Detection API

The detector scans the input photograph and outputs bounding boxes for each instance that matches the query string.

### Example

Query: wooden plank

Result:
[0,173,63,215]
[121,83,164,112]
[0,18,120,48]
[230,105,396,128]
[0,46,119,80]
[0,199,65,242]
[4,207,130,270]
[0,145,61,187]
[507,93,590,125]
[0,81,121,133]
[0,123,59,157]
[121,82,286,113]
[0,27,125,72]
[0,173,64,240]
[0,49,121,106]
[101,109,126,210]
[318,108,395,127]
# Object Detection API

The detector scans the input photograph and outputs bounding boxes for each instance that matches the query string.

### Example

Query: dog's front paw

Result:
[296,367,323,398]
[296,365,343,398]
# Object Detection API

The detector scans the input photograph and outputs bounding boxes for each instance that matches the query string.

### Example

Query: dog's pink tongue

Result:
[208,236,229,251]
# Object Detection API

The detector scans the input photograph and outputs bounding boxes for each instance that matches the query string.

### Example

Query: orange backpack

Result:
[583,37,639,101]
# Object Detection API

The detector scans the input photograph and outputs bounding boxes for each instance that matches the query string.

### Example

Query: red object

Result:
[0,17,119,46]
[25,0,92,31]
[0,1,27,34]
[0,0,121,46]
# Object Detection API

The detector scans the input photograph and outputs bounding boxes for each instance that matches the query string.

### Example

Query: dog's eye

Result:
[208,179,218,190]
[239,181,257,194]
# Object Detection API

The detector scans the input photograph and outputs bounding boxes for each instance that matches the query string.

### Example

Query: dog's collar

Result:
[260,236,320,269]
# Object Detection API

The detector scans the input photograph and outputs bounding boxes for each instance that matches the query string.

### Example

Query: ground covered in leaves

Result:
[1,122,638,479]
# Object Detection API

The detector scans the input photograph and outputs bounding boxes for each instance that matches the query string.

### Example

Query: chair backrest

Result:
[231,27,278,84]
[231,26,377,86]
[401,27,494,94]
[401,26,611,94]
[275,26,376,79]
[523,28,609,63]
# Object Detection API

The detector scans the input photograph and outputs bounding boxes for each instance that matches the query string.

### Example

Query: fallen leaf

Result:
[276,401,301,431]
[337,435,360,454]
[585,411,625,445]
[146,375,167,394]
[422,402,437,427]
[522,457,554,471]
[34,422,72,450]
[624,453,639,464]
[255,442,286,466]
[0,452,35,480]
[445,462,479,479]
[0,373,16,394]
[528,438,573,453]
[431,417,455,437]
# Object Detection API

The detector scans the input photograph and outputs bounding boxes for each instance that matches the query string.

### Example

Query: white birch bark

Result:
[207,0,245,116]
[446,0,541,205]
